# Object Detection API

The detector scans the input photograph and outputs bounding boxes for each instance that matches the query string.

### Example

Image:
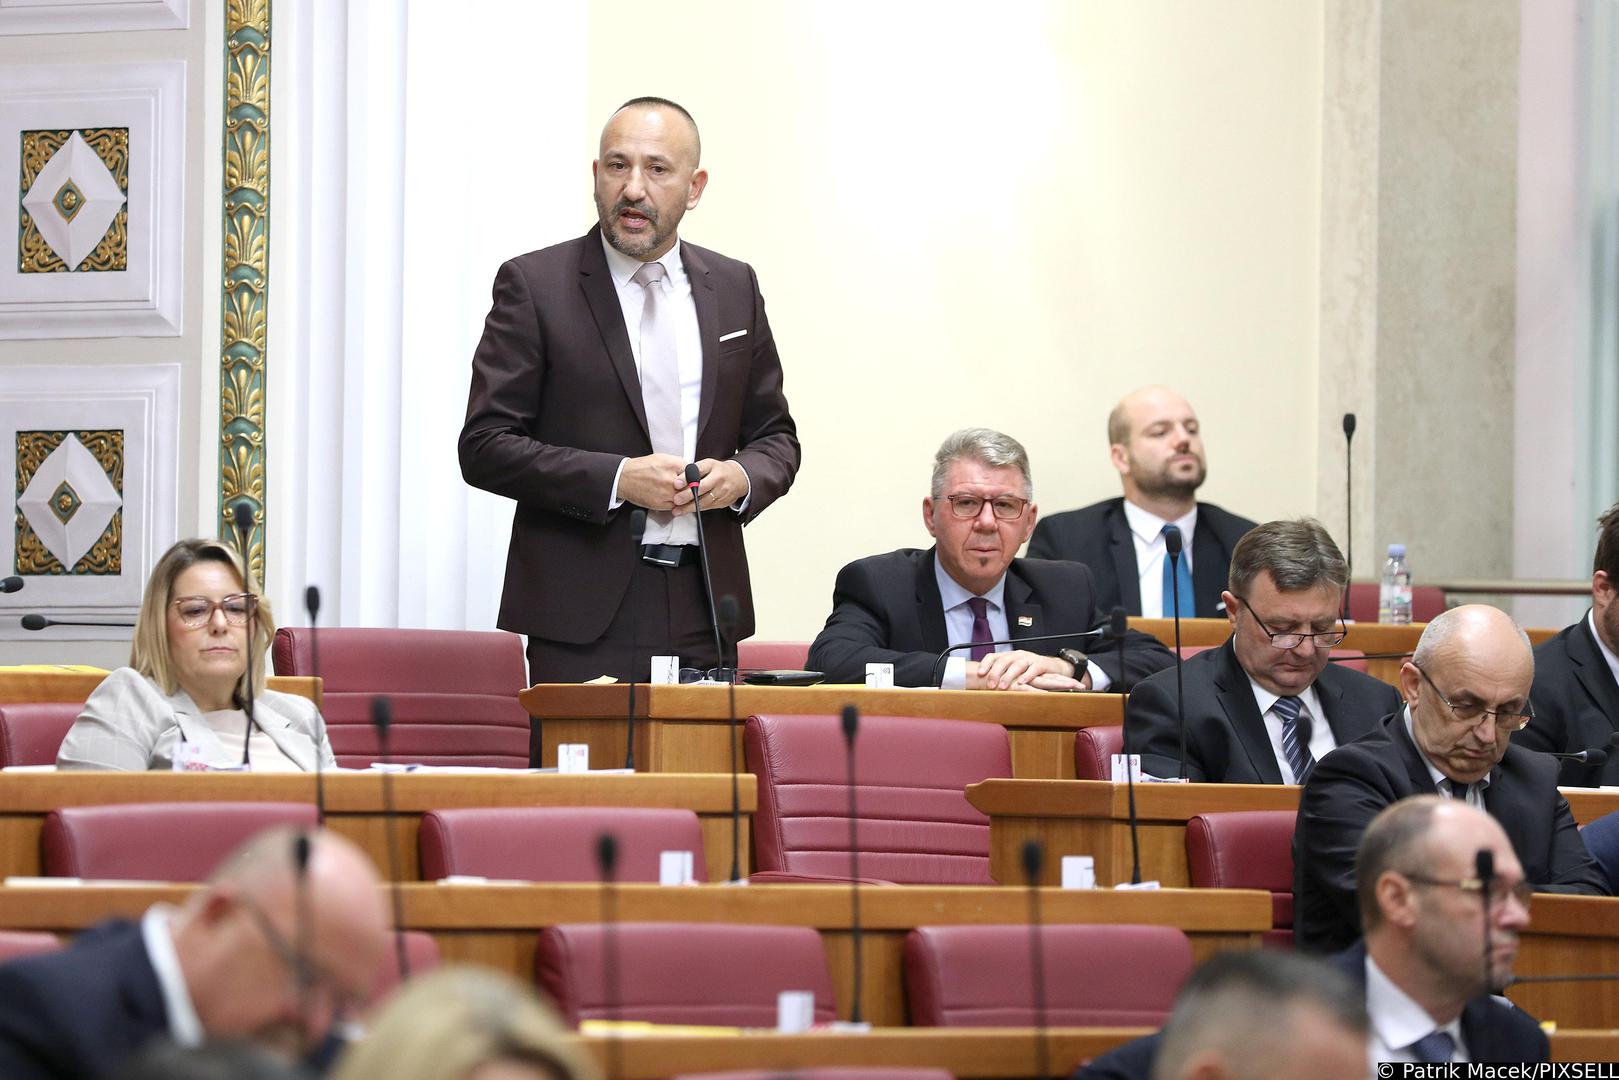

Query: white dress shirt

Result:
[1122,500,1199,618]
[1247,677,1333,783]
[141,905,204,1048]
[1365,952,1469,1063]
[934,557,1111,691]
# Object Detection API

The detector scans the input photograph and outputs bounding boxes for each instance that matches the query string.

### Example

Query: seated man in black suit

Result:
[1295,605,1607,955]
[0,827,388,1080]
[807,428,1175,689]
[1514,500,1619,785]
[1127,518,1401,782]
[1081,797,1549,1078]
[1028,386,1256,619]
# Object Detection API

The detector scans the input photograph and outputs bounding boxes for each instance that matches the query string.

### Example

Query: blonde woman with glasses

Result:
[57,538,333,772]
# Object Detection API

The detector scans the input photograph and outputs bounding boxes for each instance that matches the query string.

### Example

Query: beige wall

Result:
[585,0,1327,640]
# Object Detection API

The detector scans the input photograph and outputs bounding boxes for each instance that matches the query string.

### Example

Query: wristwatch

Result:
[1056,648,1088,678]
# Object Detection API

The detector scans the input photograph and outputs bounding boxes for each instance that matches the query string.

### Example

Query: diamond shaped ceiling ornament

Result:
[18,435,122,570]
[21,132,127,270]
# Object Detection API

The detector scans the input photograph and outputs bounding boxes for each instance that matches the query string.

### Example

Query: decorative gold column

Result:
[220,0,269,586]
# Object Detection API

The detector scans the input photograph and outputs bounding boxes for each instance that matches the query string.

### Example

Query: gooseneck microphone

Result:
[1476,849,1495,993]
[1342,413,1356,621]
[1114,606,1143,885]
[842,704,864,1024]
[0,576,22,593]
[596,832,624,1080]
[1547,747,1610,766]
[1022,840,1050,1080]
[21,614,135,630]
[718,595,743,883]
[624,509,648,770]
[231,503,258,769]
[371,696,409,980]
[928,621,1118,687]
[292,831,314,1031]
[1164,526,1188,780]
[304,587,329,823]
[683,463,726,674]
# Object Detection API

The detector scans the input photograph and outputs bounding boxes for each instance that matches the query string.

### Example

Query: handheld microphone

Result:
[304,587,328,823]
[683,463,727,674]
[370,696,409,980]
[1546,747,1610,766]
[1164,526,1188,780]
[928,620,1119,687]
[231,503,257,768]
[1022,839,1050,1080]
[595,831,624,1080]
[21,614,135,630]
[1476,849,1496,992]
[624,509,648,770]
[1342,413,1356,621]
[842,704,863,1023]
[0,576,22,593]
[1115,606,1143,885]
[717,594,743,882]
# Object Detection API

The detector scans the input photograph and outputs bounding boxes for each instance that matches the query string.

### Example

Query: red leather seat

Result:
[1186,810,1298,947]
[0,930,62,963]
[737,641,812,671]
[535,922,836,1028]
[272,627,530,768]
[0,703,80,767]
[1074,726,1123,781]
[1346,583,1446,624]
[42,802,319,881]
[904,924,1193,1026]
[746,713,1011,885]
[419,807,706,882]
[365,930,442,1008]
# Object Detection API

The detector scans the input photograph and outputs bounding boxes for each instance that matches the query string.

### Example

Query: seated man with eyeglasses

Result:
[1295,604,1608,955]
[1126,518,1401,783]
[806,428,1174,690]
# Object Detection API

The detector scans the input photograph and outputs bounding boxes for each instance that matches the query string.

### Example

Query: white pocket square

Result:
[719,329,748,342]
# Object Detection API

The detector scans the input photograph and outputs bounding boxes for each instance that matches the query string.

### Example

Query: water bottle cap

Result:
[1387,543,1406,557]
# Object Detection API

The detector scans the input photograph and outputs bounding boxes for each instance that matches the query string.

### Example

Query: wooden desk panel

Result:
[0,771,754,884]
[0,671,321,705]
[0,883,1270,1028]
[522,684,1130,780]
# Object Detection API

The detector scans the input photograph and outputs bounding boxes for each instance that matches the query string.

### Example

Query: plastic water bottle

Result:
[1379,544,1413,624]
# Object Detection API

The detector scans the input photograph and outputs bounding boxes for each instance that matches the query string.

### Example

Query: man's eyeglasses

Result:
[1402,872,1534,909]
[1412,663,1532,732]
[172,593,256,629]
[1234,596,1347,650]
[943,494,1029,521]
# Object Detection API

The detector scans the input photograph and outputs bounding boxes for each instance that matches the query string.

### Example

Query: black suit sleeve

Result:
[1125,675,1211,781]
[807,560,945,687]
[1026,517,1062,561]
[0,966,85,1080]
[1091,630,1176,692]
[1536,791,1609,896]
[1293,747,1400,953]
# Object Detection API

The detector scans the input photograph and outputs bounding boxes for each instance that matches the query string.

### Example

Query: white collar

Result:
[934,553,1010,614]
[1589,610,1619,684]
[141,905,204,1047]
[1402,705,1492,795]
[1121,498,1198,547]
[1247,675,1325,728]
[601,231,685,289]
[1365,952,1467,1060]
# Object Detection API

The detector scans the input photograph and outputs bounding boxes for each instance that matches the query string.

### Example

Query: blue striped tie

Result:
[1409,1031,1455,1063]
[1274,696,1315,784]
[1160,525,1195,618]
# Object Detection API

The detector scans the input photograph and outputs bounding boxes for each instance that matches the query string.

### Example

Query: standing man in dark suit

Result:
[460,97,800,683]
[807,429,1174,689]
[1127,519,1401,782]
[1028,386,1255,618]
[1295,605,1607,955]
[0,828,388,1080]
[1514,501,1619,785]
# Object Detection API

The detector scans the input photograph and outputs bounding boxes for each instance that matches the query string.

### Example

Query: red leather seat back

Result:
[0,703,80,767]
[737,641,812,671]
[1074,726,1123,780]
[43,802,320,881]
[273,627,530,768]
[904,924,1192,1027]
[535,922,836,1028]
[1346,583,1446,624]
[746,713,1011,885]
[0,930,62,963]
[420,807,707,882]
[364,931,442,1009]
[1186,811,1298,940]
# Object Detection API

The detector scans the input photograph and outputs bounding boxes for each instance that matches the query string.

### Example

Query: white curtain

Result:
[266,0,589,631]
[1579,0,1619,529]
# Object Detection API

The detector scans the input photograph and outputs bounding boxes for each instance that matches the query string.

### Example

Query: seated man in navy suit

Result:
[1127,518,1401,782]
[807,428,1174,689]
[0,828,388,1080]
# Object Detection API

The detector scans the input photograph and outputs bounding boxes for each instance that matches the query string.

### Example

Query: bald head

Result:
[1402,605,1534,786]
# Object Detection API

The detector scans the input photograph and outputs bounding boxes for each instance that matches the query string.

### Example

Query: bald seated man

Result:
[0,827,389,1080]
[1295,604,1607,954]
[1029,386,1256,619]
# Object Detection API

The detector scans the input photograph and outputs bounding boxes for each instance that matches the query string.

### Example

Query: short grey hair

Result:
[929,428,1033,499]
[1411,605,1531,670]
[1355,795,1445,930]
[1227,518,1348,597]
